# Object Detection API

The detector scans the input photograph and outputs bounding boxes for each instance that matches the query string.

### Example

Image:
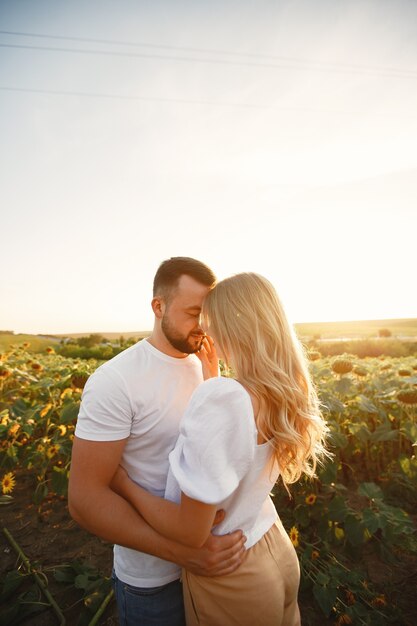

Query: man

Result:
[68,257,246,626]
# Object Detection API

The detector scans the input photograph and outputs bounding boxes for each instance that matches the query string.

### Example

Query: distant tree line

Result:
[305,338,417,358]
[57,334,140,360]
[378,328,392,337]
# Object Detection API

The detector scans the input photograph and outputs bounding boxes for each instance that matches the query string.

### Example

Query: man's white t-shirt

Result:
[165,376,279,549]
[75,339,204,587]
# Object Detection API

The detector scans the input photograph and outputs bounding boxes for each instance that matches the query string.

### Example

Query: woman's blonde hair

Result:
[203,273,329,488]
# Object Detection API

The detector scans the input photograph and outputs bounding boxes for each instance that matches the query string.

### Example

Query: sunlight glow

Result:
[1,1,416,333]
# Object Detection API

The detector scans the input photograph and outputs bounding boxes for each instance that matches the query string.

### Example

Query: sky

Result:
[1,0,416,334]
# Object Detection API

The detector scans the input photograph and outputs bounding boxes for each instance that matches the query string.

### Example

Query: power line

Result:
[1,85,416,119]
[1,28,416,78]
[1,40,417,80]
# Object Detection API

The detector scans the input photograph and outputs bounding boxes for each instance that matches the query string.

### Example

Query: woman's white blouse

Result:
[165,376,279,548]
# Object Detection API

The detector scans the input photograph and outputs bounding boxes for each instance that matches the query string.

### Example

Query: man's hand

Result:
[196,335,219,380]
[179,530,247,577]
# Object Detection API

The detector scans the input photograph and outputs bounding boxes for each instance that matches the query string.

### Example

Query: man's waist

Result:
[113,544,181,587]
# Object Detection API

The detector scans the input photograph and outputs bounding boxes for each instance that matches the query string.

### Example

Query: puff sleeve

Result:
[168,377,256,504]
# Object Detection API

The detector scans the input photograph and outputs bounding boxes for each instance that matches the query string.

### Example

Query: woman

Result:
[111,273,329,625]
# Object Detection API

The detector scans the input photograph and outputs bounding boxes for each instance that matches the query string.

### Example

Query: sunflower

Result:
[332,358,353,375]
[397,390,417,406]
[398,369,411,377]
[8,423,20,437]
[353,366,368,377]
[345,590,356,605]
[305,493,317,505]
[289,526,299,547]
[1,472,16,494]
[336,615,352,625]
[40,403,53,418]
[311,550,320,560]
[46,444,60,459]
[60,388,73,400]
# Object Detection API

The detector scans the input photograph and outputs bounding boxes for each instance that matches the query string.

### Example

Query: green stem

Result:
[88,587,114,626]
[2,526,66,625]
[364,440,371,480]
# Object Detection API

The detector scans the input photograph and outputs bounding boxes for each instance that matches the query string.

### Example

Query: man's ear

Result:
[151,296,165,319]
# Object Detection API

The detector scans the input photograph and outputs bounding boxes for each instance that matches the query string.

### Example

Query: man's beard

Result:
[161,315,204,354]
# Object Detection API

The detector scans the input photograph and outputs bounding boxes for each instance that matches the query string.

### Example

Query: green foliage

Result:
[272,353,417,623]
[57,334,140,360]
[378,328,392,338]
[0,560,112,626]
[53,562,113,626]
[75,334,106,348]
[1,345,416,624]
[0,345,99,497]
[57,343,123,360]
[274,475,416,624]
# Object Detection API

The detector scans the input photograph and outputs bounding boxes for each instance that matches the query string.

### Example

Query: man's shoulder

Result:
[86,341,148,389]
[99,340,148,371]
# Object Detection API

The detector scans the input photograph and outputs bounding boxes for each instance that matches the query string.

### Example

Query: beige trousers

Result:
[182,519,301,626]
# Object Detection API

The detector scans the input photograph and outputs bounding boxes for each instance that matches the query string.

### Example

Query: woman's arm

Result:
[110,466,218,549]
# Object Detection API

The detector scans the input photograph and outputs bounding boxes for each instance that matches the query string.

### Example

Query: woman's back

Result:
[165,377,280,547]
[166,375,301,626]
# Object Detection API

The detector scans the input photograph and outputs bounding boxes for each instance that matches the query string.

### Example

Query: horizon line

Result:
[4,315,417,337]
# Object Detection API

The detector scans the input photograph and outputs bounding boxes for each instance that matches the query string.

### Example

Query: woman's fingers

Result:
[196,346,208,364]
[201,336,210,352]
[200,335,216,360]
[198,338,211,360]
[196,334,219,379]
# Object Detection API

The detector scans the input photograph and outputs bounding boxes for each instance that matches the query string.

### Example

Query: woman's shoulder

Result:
[182,377,256,444]
[196,376,247,398]
[189,377,253,417]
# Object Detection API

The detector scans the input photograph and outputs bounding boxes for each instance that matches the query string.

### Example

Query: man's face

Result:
[160,274,211,354]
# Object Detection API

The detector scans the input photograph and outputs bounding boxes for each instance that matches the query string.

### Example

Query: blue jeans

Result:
[112,571,186,626]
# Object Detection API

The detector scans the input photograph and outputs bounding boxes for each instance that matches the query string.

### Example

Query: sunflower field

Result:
[1,342,416,625]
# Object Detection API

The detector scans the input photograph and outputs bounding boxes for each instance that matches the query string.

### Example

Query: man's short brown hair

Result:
[153,257,216,302]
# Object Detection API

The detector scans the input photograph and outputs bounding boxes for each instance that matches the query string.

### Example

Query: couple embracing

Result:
[69,257,328,626]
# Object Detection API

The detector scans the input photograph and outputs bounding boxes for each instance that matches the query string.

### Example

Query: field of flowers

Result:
[1,342,416,625]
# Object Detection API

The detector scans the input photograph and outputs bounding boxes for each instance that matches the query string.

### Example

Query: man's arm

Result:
[68,436,246,575]
[110,465,218,548]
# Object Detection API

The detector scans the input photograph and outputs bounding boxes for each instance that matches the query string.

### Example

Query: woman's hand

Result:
[196,335,219,380]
